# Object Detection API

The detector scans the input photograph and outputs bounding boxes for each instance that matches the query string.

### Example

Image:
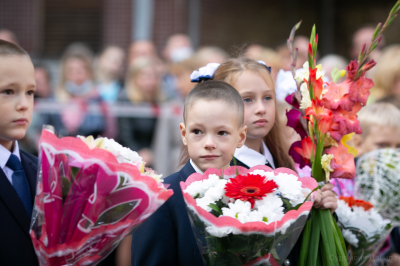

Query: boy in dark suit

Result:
[131,81,247,266]
[0,39,39,266]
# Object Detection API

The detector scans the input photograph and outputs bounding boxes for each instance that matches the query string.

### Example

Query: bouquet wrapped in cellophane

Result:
[336,196,391,266]
[180,165,317,266]
[29,129,173,266]
[284,2,400,265]
[355,148,400,226]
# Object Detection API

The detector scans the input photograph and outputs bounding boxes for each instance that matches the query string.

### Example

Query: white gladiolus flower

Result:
[342,229,359,247]
[300,83,312,110]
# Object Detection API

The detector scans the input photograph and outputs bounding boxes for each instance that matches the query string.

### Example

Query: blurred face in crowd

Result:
[0,55,35,151]
[134,66,159,95]
[393,77,400,95]
[34,67,51,98]
[65,57,91,85]
[180,99,246,172]
[0,29,18,44]
[233,71,275,149]
[129,40,157,64]
[163,34,193,63]
[355,126,400,156]
[175,70,195,98]
[99,47,125,79]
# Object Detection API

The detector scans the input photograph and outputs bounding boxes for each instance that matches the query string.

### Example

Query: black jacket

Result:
[0,149,39,266]
[131,161,204,266]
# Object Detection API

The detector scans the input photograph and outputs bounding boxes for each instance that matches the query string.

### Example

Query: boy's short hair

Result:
[358,102,400,137]
[0,39,28,56]
[183,80,244,126]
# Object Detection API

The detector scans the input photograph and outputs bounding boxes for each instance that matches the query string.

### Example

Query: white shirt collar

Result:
[0,141,21,170]
[234,141,275,169]
[190,159,204,174]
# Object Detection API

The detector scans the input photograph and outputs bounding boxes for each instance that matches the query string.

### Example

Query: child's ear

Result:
[237,125,247,148]
[180,123,188,146]
[353,134,363,157]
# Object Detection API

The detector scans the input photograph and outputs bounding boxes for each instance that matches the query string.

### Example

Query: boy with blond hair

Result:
[0,39,38,265]
[354,102,400,155]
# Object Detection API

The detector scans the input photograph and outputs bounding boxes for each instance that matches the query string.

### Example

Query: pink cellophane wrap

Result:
[180,165,317,265]
[30,129,173,266]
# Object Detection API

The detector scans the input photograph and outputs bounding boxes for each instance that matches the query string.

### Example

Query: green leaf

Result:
[331,215,349,266]
[387,16,397,27]
[307,209,321,266]
[299,216,312,266]
[372,23,382,39]
[318,209,337,266]
[194,193,200,199]
[61,176,72,203]
[208,203,223,216]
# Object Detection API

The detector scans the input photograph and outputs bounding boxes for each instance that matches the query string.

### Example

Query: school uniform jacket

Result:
[131,161,204,266]
[0,149,39,266]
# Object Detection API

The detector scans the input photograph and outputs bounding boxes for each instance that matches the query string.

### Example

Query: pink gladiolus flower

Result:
[325,143,356,179]
[346,60,358,79]
[322,79,354,111]
[362,59,376,72]
[318,116,333,135]
[348,74,374,106]
[294,137,316,166]
[329,104,362,141]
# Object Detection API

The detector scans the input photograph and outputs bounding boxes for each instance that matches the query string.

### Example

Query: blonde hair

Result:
[125,58,163,103]
[373,45,400,100]
[358,102,400,137]
[213,58,295,170]
[56,53,93,101]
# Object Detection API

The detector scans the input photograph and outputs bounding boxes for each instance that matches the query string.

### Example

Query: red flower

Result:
[325,143,356,179]
[224,174,278,208]
[308,68,324,99]
[305,98,333,124]
[348,74,374,106]
[346,60,358,79]
[339,196,374,211]
[294,137,316,165]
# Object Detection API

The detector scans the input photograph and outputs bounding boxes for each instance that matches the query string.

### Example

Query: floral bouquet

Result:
[354,148,400,226]
[284,2,400,265]
[180,165,317,266]
[336,196,391,266]
[29,129,173,266]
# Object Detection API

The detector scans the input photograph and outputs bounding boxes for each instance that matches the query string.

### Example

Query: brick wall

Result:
[0,0,42,54]
[102,0,132,51]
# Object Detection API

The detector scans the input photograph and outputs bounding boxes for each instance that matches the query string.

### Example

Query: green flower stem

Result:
[299,216,312,266]
[307,209,321,266]
[319,209,337,266]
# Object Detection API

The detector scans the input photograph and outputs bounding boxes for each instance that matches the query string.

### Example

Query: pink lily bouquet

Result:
[284,2,399,265]
[180,165,317,266]
[29,129,173,266]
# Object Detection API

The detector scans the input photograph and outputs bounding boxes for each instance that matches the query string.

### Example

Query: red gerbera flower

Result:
[224,174,278,208]
[339,196,374,211]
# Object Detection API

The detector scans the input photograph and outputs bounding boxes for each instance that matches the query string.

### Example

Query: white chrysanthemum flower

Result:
[205,225,233,238]
[184,174,223,198]
[102,137,143,164]
[203,179,227,202]
[273,173,306,207]
[221,200,252,223]
[342,229,359,247]
[196,195,215,212]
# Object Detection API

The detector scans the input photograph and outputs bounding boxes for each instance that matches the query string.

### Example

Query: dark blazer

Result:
[0,149,39,266]
[131,161,204,266]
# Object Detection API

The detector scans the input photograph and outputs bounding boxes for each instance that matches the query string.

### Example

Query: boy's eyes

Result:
[243,98,252,103]
[1,89,14,95]
[27,90,35,96]
[218,131,228,136]
[193,129,202,135]
[243,96,272,103]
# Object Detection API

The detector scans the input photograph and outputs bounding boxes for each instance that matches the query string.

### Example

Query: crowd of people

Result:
[1,25,400,266]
